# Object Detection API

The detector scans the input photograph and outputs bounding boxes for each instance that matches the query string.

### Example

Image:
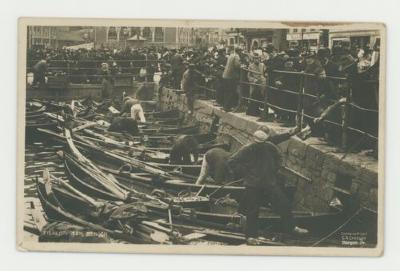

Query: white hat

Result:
[253,130,269,143]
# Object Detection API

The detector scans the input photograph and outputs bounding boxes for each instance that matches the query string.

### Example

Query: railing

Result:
[27,58,159,85]
[193,67,379,153]
[27,57,379,153]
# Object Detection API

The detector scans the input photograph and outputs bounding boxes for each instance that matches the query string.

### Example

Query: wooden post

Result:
[238,67,244,112]
[261,70,271,121]
[67,60,71,83]
[296,72,304,130]
[341,82,351,150]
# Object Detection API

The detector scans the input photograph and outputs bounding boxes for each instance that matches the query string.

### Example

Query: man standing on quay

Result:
[222,47,241,111]
[228,130,308,245]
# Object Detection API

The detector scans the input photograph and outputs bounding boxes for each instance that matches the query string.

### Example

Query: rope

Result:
[347,127,378,140]
[241,97,264,104]
[267,85,301,96]
[267,102,298,114]
[311,208,362,247]
[240,67,264,75]
[272,69,347,81]
[239,81,266,87]
[349,102,379,113]
[195,84,217,93]
[208,180,243,198]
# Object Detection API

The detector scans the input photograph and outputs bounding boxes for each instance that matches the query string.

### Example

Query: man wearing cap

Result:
[120,96,146,123]
[169,135,199,165]
[222,47,241,111]
[100,62,113,99]
[247,54,266,116]
[195,126,299,186]
[228,129,308,243]
[214,49,227,105]
[195,147,232,185]
[170,49,184,89]
[108,116,139,136]
[32,58,48,87]
[181,63,196,114]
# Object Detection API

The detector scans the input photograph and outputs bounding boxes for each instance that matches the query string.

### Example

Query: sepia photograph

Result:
[17,18,385,256]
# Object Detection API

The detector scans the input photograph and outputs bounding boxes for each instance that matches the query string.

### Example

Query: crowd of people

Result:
[159,42,379,152]
[32,40,380,245]
[29,40,380,149]
[28,47,160,85]
[169,126,309,244]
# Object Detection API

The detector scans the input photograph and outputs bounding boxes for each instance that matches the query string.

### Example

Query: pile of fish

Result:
[24,98,346,246]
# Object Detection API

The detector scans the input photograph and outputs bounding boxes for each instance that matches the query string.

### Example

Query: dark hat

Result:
[265,43,275,53]
[332,45,345,56]
[287,48,300,57]
[317,48,331,58]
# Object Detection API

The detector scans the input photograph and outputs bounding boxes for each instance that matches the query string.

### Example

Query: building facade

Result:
[286,28,329,51]
[328,29,381,49]
[225,29,245,48]
[94,27,224,49]
[193,28,228,48]
[240,28,287,51]
[27,26,89,49]
[27,26,58,49]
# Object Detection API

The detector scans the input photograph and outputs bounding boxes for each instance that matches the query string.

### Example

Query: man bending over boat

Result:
[108,116,140,136]
[196,147,233,185]
[120,96,146,123]
[195,125,300,186]
[169,135,199,165]
[227,129,308,245]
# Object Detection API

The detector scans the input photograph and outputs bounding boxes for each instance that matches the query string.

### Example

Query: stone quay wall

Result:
[26,81,155,101]
[159,87,378,213]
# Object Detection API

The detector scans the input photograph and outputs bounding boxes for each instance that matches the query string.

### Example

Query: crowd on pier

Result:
[27,40,380,245]
[28,40,380,152]
[28,40,380,91]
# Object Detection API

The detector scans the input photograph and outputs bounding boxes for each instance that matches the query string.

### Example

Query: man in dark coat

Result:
[195,147,232,185]
[214,49,227,105]
[33,59,48,87]
[108,117,139,135]
[169,135,199,165]
[222,47,241,111]
[228,130,308,242]
[120,96,139,116]
[195,126,299,185]
[100,62,113,99]
[170,49,184,89]
[181,63,196,113]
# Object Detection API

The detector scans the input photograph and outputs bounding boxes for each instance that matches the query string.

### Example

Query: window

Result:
[108,27,118,40]
[154,27,164,42]
[142,27,152,40]
[119,27,130,41]
[130,27,141,37]
[350,36,370,48]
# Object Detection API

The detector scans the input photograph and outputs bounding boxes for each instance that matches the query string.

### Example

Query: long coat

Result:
[227,141,283,188]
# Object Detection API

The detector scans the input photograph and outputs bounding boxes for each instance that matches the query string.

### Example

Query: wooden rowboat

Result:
[36,170,145,243]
